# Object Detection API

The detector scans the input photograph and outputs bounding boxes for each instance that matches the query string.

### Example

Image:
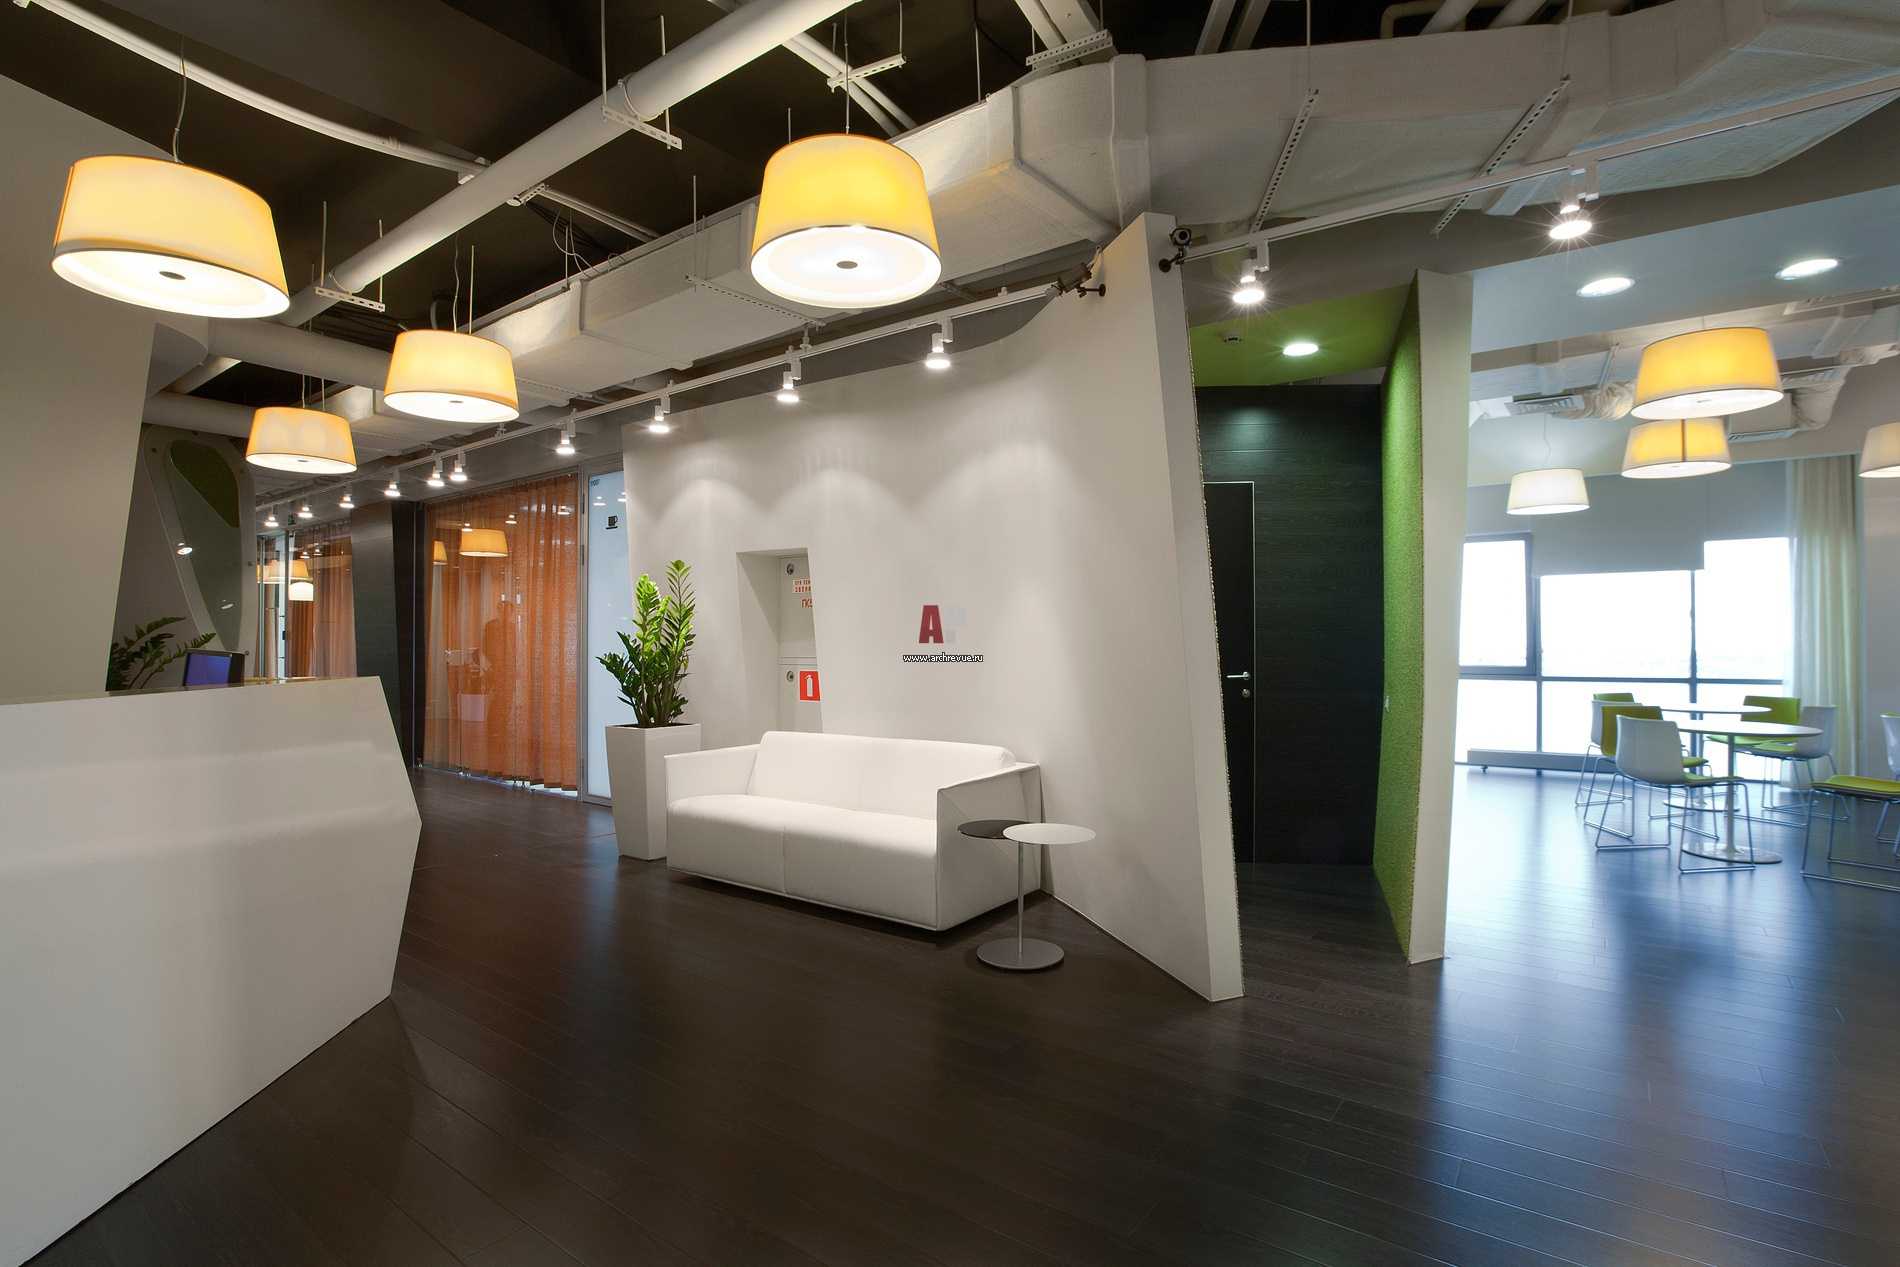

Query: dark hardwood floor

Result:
[29,767,1900,1266]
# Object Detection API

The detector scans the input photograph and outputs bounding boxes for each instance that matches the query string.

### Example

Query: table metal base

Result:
[978,937,1064,971]
[1679,842,1780,864]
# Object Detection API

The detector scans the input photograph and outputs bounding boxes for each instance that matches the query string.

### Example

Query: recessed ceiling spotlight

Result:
[1776,257,1838,281]
[1283,340,1320,357]
[1577,275,1633,298]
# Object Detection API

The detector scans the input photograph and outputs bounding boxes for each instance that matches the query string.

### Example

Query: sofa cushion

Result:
[781,808,939,927]
[748,731,1014,817]
[856,740,1013,819]
[668,795,805,891]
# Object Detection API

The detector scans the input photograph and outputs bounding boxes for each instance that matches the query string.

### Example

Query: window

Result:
[1454,534,1791,760]
[1460,536,1530,672]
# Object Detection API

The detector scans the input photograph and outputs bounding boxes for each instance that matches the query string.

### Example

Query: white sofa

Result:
[664,731,1042,930]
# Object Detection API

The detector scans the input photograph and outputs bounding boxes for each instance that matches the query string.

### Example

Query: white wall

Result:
[0,77,168,701]
[1862,478,1900,774]
[623,215,1243,1000]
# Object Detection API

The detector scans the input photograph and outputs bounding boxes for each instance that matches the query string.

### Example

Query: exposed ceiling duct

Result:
[171,0,860,394]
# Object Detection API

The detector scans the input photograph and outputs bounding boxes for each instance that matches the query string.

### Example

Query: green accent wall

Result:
[1373,282,1424,953]
[1190,286,1411,387]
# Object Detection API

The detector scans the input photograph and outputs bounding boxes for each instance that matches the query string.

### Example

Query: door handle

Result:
[1225,671,1251,682]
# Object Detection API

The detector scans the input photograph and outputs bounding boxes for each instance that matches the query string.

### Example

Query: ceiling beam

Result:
[1015,0,1101,49]
[1229,0,1275,51]
[701,0,914,135]
[1196,0,1238,54]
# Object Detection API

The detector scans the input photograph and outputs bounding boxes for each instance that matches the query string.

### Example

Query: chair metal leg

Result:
[1677,780,1758,873]
[1588,773,1665,850]
[1800,790,1900,893]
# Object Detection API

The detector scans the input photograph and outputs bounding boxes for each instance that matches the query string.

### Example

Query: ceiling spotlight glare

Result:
[339,490,355,509]
[384,479,402,499]
[924,330,952,371]
[555,429,576,456]
[448,455,468,483]
[1776,257,1838,281]
[296,502,314,519]
[1232,252,1266,306]
[425,461,445,489]
[647,401,671,434]
[776,368,801,404]
[1577,275,1633,298]
[263,509,280,529]
[1549,209,1593,242]
[174,540,193,556]
[1283,339,1320,357]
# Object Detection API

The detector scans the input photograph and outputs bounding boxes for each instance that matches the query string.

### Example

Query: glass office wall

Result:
[423,473,580,790]
[1456,535,1790,760]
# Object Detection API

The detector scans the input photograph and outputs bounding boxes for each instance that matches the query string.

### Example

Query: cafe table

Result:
[1673,719,1824,864]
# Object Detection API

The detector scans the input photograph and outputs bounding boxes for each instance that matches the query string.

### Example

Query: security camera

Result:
[1169,227,1193,248]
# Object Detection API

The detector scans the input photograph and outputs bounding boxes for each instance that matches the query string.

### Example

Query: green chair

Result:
[1803,775,1900,893]
[1575,692,1636,807]
[1730,694,1801,758]
[1581,704,1709,818]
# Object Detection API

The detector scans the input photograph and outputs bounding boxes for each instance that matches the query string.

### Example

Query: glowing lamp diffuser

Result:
[245,407,356,474]
[1631,328,1783,419]
[1621,418,1732,480]
[1507,467,1589,515]
[383,330,520,423]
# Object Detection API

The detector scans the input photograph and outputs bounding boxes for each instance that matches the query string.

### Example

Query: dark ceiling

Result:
[0,0,1539,408]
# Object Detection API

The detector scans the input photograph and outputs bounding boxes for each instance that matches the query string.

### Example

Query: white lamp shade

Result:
[750,134,941,309]
[383,330,520,423]
[51,155,289,318]
[287,579,315,602]
[1507,467,1589,515]
[1859,421,1900,478]
[459,528,509,558]
[1631,328,1783,419]
[1621,418,1732,479]
[245,407,357,474]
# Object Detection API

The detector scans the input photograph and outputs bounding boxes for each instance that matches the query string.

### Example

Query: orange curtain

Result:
[286,519,355,677]
[423,473,579,790]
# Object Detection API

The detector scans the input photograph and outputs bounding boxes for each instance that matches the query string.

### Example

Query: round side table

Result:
[974,822,1096,971]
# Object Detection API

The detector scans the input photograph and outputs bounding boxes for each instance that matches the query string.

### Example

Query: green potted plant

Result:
[598,560,701,859]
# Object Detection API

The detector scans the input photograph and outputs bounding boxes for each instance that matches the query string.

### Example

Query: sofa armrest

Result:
[934,762,1043,930]
[664,744,759,804]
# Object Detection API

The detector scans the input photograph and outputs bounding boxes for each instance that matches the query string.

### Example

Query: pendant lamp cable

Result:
[467,244,475,333]
[170,38,187,161]
[449,234,461,332]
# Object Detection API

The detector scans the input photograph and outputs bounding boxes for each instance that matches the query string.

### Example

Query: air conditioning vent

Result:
[1500,392,1583,415]
[1730,426,1798,444]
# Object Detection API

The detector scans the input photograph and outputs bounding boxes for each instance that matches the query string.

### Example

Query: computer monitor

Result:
[181,649,245,687]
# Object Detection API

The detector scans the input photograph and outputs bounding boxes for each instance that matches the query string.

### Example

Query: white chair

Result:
[1750,704,1838,819]
[1882,713,1900,852]
[1588,716,1756,872]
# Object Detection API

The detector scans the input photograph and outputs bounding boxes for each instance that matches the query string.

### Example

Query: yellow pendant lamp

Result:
[1507,467,1589,515]
[1621,418,1732,479]
[1631,328,1783,419]
[749,134,941,310]
[1859,421,1900,478]
[256,558,312,585]
[245,407,357,474]
[383,330,520,423]
[432,540,449,565]
[51,155,289,318]
[460,528,509,558]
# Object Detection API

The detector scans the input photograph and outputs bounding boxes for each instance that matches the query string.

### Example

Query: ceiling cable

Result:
[169,37,187,161]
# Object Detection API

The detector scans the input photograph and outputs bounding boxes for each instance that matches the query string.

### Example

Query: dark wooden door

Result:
[1204,481,1256,863]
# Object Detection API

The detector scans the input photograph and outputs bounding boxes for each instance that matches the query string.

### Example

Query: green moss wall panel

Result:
[1374,282,1424,954]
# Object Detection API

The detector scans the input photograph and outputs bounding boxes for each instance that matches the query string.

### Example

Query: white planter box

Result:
[606,723,701,859]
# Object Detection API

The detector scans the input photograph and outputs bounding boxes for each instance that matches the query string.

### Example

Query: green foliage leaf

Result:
[595,561,697,725]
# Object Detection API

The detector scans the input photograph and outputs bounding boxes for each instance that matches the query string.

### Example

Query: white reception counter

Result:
[0,677,419,1264]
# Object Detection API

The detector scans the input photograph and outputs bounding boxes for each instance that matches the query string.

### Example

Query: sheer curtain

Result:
[1790,455,1860,773]
[424,473,580,790]
[287,519,356,678]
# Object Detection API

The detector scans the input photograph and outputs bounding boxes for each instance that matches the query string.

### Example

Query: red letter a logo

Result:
[918,605,944,644]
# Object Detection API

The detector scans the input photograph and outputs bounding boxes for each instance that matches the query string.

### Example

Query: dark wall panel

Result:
[351,501,422,764]
[1198,385,1384,865]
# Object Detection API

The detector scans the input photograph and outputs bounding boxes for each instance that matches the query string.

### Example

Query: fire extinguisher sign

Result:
[798,670,820,701]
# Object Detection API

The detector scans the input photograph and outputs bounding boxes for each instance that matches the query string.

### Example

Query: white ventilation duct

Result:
[1787,343,1900,430]
[1550,381,1633,421]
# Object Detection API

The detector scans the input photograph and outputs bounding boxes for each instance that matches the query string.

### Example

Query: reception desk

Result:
[0,677,419,1264]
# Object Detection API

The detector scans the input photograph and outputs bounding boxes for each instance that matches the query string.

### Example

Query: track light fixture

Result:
[555,427,576,456]
[339,488,355,509]
[263,508,279,529]
[777,355,802,405]
[384,477,401,498]
[426,460,445,489]
[1232,247,1265,306]
[924,319,953,371]
[297,503,313,520]
[174,540,193,556]
[448,454,468,483]
[647,389,672,434]
[1549,165,1598,242]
